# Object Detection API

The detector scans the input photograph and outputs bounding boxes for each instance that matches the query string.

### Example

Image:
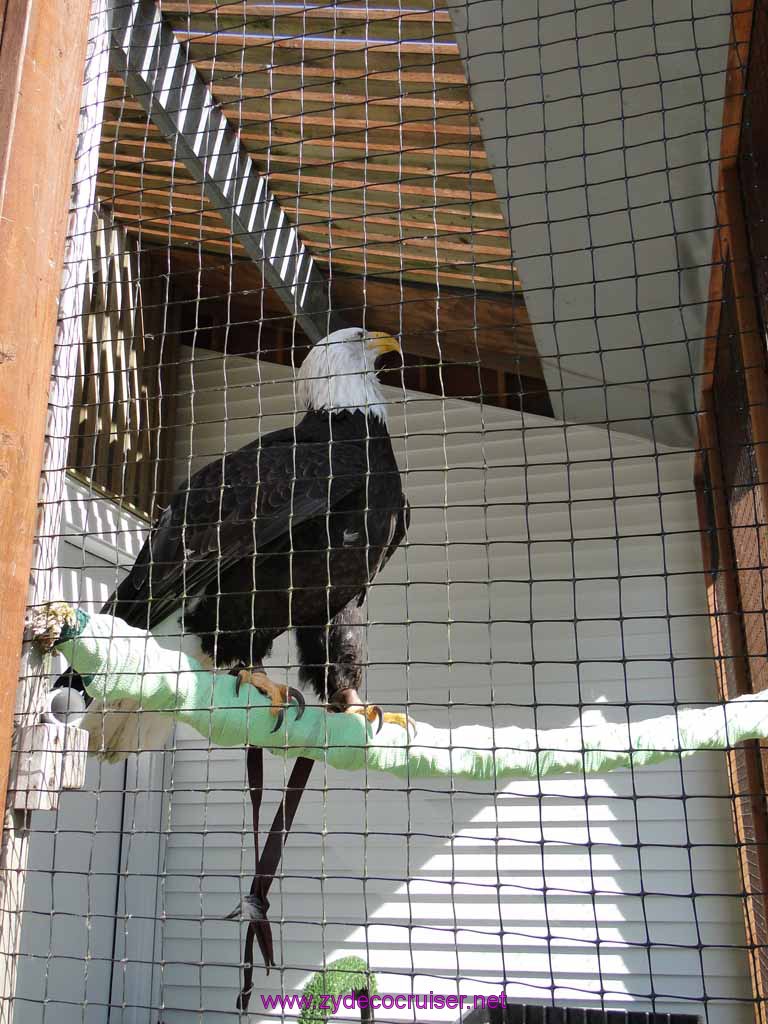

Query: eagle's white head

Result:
[297,327,402,422]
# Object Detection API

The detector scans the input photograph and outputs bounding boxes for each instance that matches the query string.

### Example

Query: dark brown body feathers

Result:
[107,409,408,699]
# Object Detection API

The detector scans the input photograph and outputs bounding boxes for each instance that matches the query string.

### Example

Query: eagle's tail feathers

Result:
[82,700,173,763]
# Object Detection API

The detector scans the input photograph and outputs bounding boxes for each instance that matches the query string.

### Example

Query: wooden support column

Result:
[694,6,768,1019]
[0,2,96,1019]
[719,169,768,502]
[0,0,91,831]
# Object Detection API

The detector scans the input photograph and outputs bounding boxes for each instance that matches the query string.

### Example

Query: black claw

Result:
[372,705,384,735]
[234,670,246,698]
[270,690,304,731]
[270,708,285,733]
[288,687,306,719]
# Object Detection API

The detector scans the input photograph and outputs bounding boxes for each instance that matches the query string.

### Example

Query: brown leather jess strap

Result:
[237,747,314,1011]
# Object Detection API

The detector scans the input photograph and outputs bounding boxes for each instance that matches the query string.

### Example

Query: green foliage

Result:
[298,956,377,1023]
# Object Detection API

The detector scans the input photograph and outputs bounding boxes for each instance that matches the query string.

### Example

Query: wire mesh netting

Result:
[5,0,768,1022]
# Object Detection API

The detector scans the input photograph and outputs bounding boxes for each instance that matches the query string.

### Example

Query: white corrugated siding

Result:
[15,479,150,1024]
[151,348,752,1020]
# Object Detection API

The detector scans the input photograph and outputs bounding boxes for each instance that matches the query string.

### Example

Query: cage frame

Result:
[4,0,768,1021]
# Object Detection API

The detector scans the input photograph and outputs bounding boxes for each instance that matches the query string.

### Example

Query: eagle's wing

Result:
[107,437,370,629]
[384,495,410,569]
[365,493,410,588]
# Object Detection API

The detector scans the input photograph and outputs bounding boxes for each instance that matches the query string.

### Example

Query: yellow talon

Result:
[234,670,305,731]
[345,705,415,735]
[236,670,284,714]
[379,711,414,733]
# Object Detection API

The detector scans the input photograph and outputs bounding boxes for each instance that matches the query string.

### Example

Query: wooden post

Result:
[0,0,92,828]
[0,1,104,1019]
[31,0,110,630]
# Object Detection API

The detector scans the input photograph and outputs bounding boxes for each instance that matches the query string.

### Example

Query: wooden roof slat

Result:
[105,100,481,152]
[108,71,472,107]
[105,94,483,139]
[227,108,481,137]
[98,0,536,389]
[101,187,511,242]
[291,195,507,229]
[97,164,508,219]
[190,55,468,85]
[160,2,452,23]
[248,167,499,201]
[98,168,510,240]
[182,36,458,67]
[104,111,491,169]
[100,150,502,205]
[158,6,455,45]
[109,205,514,273]
[227,132,488,165]
[100,131,496,191]
[104,93,479,146]
[176,79,475,112]
[160,0,449,19]
[105,195,516,264]
[177,26,460,53]
[111,214,517,289]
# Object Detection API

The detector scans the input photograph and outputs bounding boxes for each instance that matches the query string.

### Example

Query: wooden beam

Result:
[159,2,454,29]
[190,57,468,87]
[721,0,755,173]
[159,247,539,375]
[177,28,458,58]
[99,126,494,183]
[696,403,768,1022]
[97,161,509,225]
[719,169,768,510]
[0,0,91,828]
[0,2,92,1015]
[331,271,538,374]
[109,0,343,343]
[700,0,755,393]
[104,103,487,162]
[98,184,510,239]
[696,8,768,1020]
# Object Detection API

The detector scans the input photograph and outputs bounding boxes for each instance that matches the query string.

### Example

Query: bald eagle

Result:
[58,328,410,755]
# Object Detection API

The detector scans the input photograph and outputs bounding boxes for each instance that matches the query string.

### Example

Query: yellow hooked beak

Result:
[365,331,402,358]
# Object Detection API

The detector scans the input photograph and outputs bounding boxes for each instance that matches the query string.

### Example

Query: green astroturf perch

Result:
[28,602,768,782]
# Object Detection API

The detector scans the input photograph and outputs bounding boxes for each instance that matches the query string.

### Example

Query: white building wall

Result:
[149,348,753,1021]
[14,478,152,1024]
